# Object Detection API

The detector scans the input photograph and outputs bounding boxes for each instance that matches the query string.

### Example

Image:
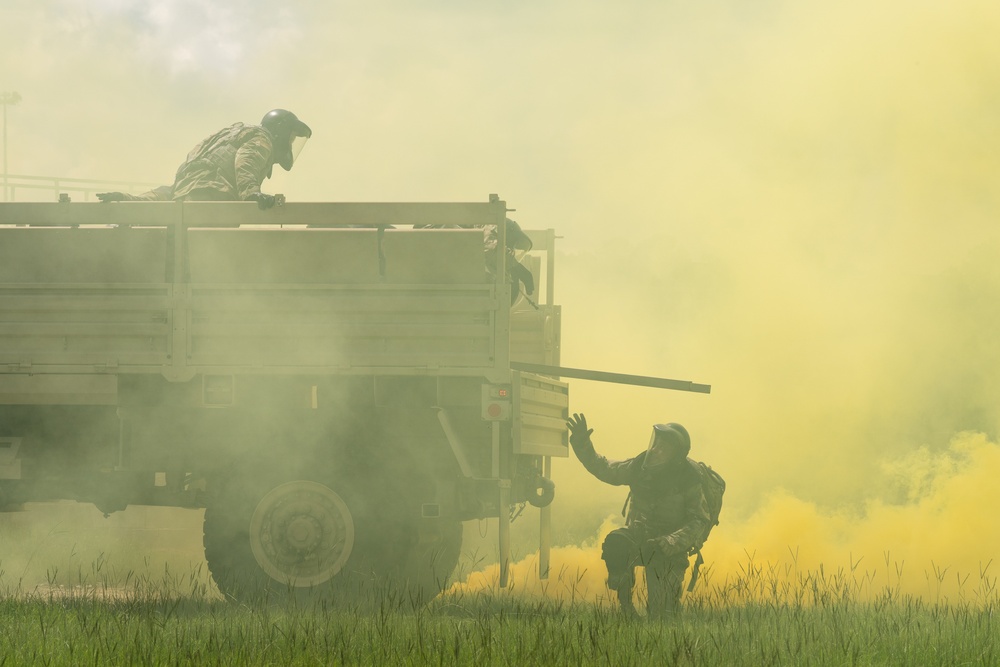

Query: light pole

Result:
[1,91,22,202]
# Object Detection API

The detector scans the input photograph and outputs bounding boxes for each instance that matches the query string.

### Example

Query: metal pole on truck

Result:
[1,91,22,202]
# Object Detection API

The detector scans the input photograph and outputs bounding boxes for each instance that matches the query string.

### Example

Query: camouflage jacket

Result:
[172,123,275,201]
[573,439,710,556]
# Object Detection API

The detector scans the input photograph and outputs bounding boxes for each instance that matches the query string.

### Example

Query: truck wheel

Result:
[249,480,355,587]
[203,476,359,602]
[203,473,463,605]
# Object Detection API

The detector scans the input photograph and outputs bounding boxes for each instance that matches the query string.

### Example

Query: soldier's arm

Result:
[571,437,635,486]
[567,413,634,485]
[234,134,273,200]
[130,185,173,201]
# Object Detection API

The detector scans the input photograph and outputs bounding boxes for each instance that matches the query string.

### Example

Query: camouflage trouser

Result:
[175,187,235,202]
[602,527,689,619]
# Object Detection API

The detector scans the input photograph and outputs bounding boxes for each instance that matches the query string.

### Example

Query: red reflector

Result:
[487,403,502,418]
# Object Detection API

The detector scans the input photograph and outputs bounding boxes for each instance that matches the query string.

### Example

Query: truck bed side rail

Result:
[0,200,512,382]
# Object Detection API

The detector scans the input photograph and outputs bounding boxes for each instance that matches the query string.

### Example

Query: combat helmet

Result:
[643,422,691,469]
[261,109,312,171]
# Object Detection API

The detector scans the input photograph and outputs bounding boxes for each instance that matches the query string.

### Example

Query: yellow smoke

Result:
[702,431,1000,604]
[446,515,620,607]
[449,432,1000,606]
[5,0,1000,605]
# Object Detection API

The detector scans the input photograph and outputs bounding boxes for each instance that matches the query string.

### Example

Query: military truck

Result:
[0,196,708,601]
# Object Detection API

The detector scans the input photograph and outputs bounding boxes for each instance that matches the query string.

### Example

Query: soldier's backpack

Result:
[619,459,726,548]
[691,461,725,552]
[687,461,725,591]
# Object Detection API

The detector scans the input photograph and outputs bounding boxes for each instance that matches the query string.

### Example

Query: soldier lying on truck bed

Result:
[97,108,311,209]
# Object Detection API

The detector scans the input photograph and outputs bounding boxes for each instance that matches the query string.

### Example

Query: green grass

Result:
[0,557,998,666]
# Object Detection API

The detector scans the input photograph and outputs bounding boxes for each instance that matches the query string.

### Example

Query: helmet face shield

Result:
[275,134,309,172]
[644,431,672,469]
[261,109,312,171]
[290,134,309,165]
[643,424,687,470]
[505,218,533,254]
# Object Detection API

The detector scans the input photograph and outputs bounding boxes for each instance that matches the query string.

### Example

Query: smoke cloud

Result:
[450,431,1000,606]
[3,0,1000,601]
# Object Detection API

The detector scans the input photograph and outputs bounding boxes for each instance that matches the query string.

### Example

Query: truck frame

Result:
[0,196,708,601]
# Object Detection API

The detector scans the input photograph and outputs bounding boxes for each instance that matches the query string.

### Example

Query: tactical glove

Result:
[96,192,126,203]
[647,535,682,557]
[250,192,276,210]
[566,412,594,449]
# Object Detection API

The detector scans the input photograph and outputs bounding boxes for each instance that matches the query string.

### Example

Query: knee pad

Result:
[602,529,636,574]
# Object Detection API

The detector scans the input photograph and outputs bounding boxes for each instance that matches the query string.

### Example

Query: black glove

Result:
[509,260,534,295]
[250,192,276,210]
[96,192,126,203]
[566,412,593,449]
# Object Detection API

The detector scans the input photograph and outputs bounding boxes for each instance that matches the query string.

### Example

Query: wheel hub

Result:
[286,516,321,550]
[249,480,355,587]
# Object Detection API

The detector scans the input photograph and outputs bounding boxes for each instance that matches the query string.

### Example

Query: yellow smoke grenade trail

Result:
[446,432,1000,606]
[446,515,622,608]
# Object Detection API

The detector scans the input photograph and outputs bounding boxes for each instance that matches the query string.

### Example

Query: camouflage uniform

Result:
[96,185,172,202]
[171,123,277,202]
[414,219,534,304]
[482,220,534,304]
[119,185,173,201]
[572,438,710,618]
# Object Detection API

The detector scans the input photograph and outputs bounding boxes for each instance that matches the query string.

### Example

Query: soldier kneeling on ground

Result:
[566,413,721,619]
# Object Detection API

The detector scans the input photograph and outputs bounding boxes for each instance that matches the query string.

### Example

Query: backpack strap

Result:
[621,490,632,519]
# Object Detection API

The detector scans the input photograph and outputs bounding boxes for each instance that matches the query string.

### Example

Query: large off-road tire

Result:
[203,474,360,603]
[203,469,463,605]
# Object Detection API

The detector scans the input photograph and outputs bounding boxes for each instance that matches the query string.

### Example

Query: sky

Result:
[3,0,1000,601]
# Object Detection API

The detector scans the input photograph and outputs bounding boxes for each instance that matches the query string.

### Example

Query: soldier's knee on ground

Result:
[602,529,636,591]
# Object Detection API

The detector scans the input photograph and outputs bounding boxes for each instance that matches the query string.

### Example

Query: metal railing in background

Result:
[0,174,161,202]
